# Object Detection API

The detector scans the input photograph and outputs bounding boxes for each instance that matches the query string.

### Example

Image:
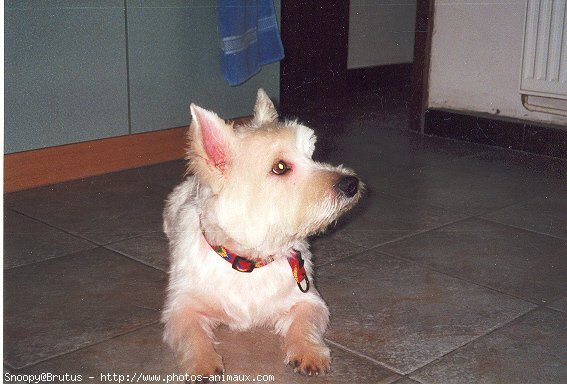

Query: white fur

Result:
[294,123,317,158]
[162,89,362,376]
[162,177,326,332]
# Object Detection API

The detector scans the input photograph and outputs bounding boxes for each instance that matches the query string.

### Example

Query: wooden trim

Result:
[410,0,435,132]
[5,127,187,193]
[346,63,413,91]
[4,116,252,193]
[425,108,567,159]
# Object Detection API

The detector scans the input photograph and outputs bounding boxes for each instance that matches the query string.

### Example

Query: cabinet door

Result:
[5,1,129,154]
[126,0,280,134]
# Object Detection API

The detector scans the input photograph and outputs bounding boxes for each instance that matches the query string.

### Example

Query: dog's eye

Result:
[272,160,289,175]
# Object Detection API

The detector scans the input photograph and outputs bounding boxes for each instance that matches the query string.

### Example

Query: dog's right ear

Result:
[187,104,234,184]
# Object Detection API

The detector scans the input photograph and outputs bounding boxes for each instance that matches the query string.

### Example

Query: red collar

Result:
[210,244,310,293]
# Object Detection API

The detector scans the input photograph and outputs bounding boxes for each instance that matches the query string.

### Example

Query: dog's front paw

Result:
[182,352,224,383]
[286,344,331,376]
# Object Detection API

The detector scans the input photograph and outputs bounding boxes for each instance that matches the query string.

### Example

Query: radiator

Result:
[520,0,567,101]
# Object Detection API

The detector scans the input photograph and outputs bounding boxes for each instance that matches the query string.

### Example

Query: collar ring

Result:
[297,275,310,293]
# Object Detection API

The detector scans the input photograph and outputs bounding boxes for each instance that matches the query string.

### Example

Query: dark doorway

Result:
[279,1,416,117]
[279,1,350,114]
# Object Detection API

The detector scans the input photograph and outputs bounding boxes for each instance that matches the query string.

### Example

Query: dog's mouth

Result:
[297,177,363,238]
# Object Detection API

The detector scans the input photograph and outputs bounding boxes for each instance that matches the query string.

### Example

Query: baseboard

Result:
[424,109,567,159]
[347,63,413,91]
[4,116,251,193]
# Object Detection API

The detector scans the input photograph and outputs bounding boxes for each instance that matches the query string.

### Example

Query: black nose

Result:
[336,175,359,198]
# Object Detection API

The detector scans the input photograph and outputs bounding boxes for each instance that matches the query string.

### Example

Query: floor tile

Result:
[3,209,96,269]
[333,190,468,247]
[105,233,170,272]
[298,85,411,120]
[483,189,567,240]
[411,308,567,384]
[214,327,401,384]
[479,148,567,182]
[18,324,401,384]
[378,218,567,304]
[4,247,166,369]
[392,378,423,384]
[98,159,187,191]
[371,150,566,215]
[316,251,535,374]
[317,123,493,172]
[335,156,418,195]
[18,324,181,383]
[549,295,567,313]
[309,230,368,266]
[5,176,169,244]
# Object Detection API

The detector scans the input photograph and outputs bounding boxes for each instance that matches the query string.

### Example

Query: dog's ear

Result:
[253,88,278,125]
[188,104,234,183]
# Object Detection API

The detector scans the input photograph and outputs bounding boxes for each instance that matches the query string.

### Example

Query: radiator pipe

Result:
[521,94,567,117]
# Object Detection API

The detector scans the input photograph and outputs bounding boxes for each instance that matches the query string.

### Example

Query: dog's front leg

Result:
[163,306,224,379]
[281,301,331,376]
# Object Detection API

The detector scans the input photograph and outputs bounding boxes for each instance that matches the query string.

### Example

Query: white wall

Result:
[348,0,416,68]
[428,0,567,126]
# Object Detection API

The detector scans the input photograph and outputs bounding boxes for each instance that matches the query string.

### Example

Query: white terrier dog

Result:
[162,89,362,379]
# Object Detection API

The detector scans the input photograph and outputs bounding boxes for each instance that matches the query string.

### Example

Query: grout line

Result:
[369,215,471,249]
[393,376,424,384]
[8,208,171,253]
[420,129,567,162]
[406,149,497,173]
[546,305,567,315]
[3,219,166,274]
[317,215,473,270]
[375,189,470,216]
[3,361,17,371]
[103,245,168,274]
[12,321,160,371]
[4,246,106,272]
[371,153,564,220]
[101,230,165,247]
[405,306,541,379]
[371,182,495,218]
[470,190,555,218]
[479,216,567,242]
[324,338,405,376]
[543,290,567,314]
[407,148,495,172]
[368,216,472,247]
[376,248,546,307]
[377,186,548,220]
[368,220,566,310]
[316,245,370,268]
[8,208,103,247]
[545,289,567,305]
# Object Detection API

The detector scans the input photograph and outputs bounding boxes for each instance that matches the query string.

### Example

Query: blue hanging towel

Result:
[218,0,285,86]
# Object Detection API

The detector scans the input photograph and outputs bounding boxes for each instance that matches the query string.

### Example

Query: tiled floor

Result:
[4,88,567,383]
